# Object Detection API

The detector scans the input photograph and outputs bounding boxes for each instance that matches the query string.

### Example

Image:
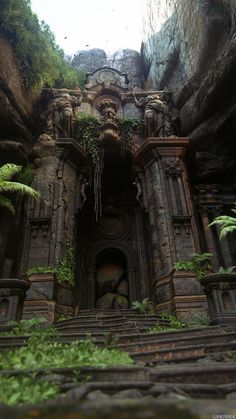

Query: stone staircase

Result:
[1,309,236,405]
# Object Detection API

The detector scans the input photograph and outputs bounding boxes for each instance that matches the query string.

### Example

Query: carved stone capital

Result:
[163,158,182,177]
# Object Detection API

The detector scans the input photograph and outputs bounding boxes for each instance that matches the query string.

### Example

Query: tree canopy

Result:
[0,0,85,89]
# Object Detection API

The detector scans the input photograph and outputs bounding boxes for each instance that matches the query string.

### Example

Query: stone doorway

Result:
[95,248,129,309]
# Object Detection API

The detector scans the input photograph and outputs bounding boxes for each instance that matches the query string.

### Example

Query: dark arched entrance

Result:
[80,242,139,309]
[95,248,129,309]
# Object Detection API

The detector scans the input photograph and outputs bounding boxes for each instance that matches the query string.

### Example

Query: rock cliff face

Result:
[142,0,236,182]
[72,48,142,89]
[0,30,39,154]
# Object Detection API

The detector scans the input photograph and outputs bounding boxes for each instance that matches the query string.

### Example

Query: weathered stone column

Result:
[21,137,87,320]
[135,138,206,318]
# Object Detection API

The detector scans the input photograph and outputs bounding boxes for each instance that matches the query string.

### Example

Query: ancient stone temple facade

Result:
[0,64,236,323]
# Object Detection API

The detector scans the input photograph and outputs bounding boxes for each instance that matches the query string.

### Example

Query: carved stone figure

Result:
[98,98,118,121]
[41,91,82,139]
[78,174,89,209]
[133,91,175,138]
[133,177,143,206]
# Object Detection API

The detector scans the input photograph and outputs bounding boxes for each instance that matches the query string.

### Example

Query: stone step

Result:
[146,382,236,399]
[149,363,236,385]
[60,381,236,399]
[56,323,163,333]
[0,366,149,383]
[131,341,236,363]
[56,313,164,324]
[113,331,236,353]
[55,318,168,329]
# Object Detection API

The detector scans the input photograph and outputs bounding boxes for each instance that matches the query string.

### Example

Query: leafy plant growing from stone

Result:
[55,240,75,287]
[27,265,55,276]
[74,112,103,219]
[174,253,212,279]
[218,266,236,274]
[189,312,210,328]
[5,317,48,336]
[132,298,155,315]
[0,163,40,215]
[209,205,236,239]
[148,312,186,333]
[0,375,59,406]
[118,118,144,146]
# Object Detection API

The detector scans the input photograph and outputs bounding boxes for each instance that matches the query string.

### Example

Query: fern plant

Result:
[218,266,236,274]
[132,298,155,315]
[209,205,236,239]
[174,253,212,279]
[0,163,40,214]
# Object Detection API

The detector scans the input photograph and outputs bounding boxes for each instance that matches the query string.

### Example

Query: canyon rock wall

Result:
[0,30,39,152]
[142,0,236,182]
[72,48,143,89]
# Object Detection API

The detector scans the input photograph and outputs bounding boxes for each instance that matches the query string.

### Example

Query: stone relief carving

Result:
[41,91,82,139]
[86,67,129,90]
[95,95,120,142]
[77,173,89,210]
[163,158,181,177]
[133,90,175,138]
[98,97,118,121]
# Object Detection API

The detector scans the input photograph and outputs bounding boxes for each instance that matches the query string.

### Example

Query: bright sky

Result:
[31,0,144,56]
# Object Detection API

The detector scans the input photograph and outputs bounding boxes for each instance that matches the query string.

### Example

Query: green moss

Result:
[0,0,85,89]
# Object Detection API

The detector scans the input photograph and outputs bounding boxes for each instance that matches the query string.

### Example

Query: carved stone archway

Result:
[83,242,138,309]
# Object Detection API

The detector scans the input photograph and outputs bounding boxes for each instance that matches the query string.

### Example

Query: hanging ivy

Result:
[74,112,101,162]
[74,112,103,220]
[74,114,144,220]
[118,118,144,146]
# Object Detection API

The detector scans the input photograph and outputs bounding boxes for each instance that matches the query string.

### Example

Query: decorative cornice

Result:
[134,137,190,165]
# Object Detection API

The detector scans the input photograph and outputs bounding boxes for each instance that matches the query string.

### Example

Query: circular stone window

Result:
[96,212,128,239]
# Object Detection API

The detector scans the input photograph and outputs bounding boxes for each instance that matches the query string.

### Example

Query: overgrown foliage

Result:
[5,317,48,336]
[209,205,236,239]
[27,241,75,286]
[74,113,101,162]
[55,240,75,286]
[0,0,85,89]
[189,312,210,328]
[0,324,133,371]
[27,265,54,276]
[0,163,40,215]
[218,266,236,274]
[118,118,144,146]
[0,375,59,406]
[174,253,212,279]
[0,319,133,405]
[148,312,187,333]
[132,298,155,315]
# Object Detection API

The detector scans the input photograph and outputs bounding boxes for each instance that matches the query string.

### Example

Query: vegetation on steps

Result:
[0,318,133,405]
[0,0,86,89]
[0,376,59,406]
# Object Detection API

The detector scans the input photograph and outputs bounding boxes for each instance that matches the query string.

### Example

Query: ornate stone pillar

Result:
[198,206,219,270]
[21,137,87,320]
[135,138,206,319]
[136,138,200,276]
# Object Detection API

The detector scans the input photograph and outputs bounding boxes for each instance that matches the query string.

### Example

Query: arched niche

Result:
[85,242,139,309]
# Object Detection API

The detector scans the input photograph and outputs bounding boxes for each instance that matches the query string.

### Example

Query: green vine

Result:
[118,118,144,146]
[74,112,101,162]
[55,240,75,287]
[174,253,212,279]
[27,241,75,286]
